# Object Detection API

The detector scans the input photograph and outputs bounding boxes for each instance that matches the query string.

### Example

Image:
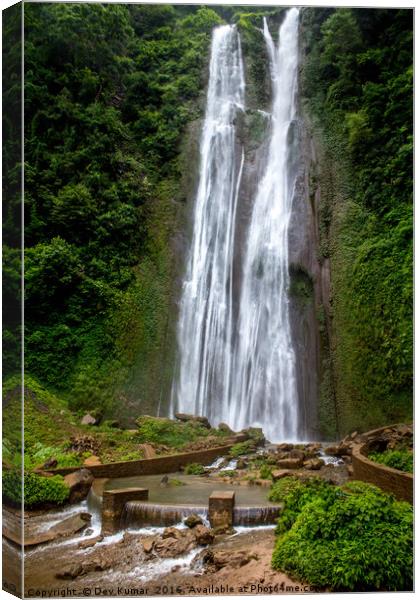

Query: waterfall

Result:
[231,9,300,442]
[172,9,301,442]
[171,25,245,420]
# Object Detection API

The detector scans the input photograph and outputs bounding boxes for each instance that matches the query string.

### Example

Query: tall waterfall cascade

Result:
[172,9,301,442]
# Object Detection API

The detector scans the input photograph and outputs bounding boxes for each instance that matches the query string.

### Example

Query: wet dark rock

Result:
[184,513,203,529]
[64,469,94,503]
[160,475,169,487]
[25,512,91,547]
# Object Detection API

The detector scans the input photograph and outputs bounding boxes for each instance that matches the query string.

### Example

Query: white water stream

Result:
[173,9,301,442]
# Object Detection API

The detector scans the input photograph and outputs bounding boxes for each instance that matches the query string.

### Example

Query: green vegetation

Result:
[11,3,226,422]
[270,477,413,591]
[301,8,413,434]
[259,464,274,480]
[136,415,227,450]
[229,440,255,457]
[3,470,69,509]
[368,449,413,473]
[184,463,205,476]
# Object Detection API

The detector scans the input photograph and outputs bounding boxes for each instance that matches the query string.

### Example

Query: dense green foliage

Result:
[271,477,413,591]
[3,470,69,509]
[18,3,224,419]
[301,8,413,434]
[368,449,413,473]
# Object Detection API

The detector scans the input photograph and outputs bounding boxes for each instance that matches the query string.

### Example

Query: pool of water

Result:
[104,473,273,507]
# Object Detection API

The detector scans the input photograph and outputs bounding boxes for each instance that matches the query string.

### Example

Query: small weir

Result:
[123,502,208,528]
[121,502,280,529]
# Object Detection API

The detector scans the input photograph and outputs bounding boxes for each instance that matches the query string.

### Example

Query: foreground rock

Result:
[193,548,259,573]
[64,468,94,503]
[25,512,92,547]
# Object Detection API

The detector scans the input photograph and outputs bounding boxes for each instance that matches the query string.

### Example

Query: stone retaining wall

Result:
[352,442,413,504]
[49,445,233,478]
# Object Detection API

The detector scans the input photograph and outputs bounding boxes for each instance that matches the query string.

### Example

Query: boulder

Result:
[240,427,265,446]
[303,458,324,471]
[64,469,94,503]
[276,458,303,470]
[142,537,156,554]
[139,443,156,459]
[81,413,98,426]
[276,443,294,452]
[174,413,211,429]
[184,513,203,529]
[193,524,214,546]
[83,455,101,467]
[154,529,195,558]
[218,422,234,434]
[195,549,257,573]
[271,469,292,481]
[289,449,305,461]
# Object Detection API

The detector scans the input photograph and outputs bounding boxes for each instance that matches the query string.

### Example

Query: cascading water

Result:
[231,9,300,442]
[171,25,245,420]
[172,9,301,442]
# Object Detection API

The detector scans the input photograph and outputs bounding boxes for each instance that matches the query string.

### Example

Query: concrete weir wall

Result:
[352,431,413,504]
[49,445,233,478]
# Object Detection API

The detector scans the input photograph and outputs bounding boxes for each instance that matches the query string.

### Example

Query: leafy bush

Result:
[184,463,205,475]
[271,478,413,591]
[368,449,413,473]
[268,476,337,535]
[3,470,70,508]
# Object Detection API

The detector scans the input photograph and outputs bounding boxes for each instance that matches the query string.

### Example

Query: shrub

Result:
[3,470,70,508]
[184,463,205,475]
[268,476,337,535]
[271,478,413,591]
[368,449,413,473]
